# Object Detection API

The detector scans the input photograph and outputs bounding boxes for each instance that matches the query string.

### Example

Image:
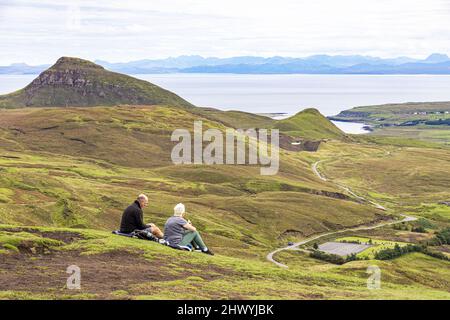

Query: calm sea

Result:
[3,73,450,133]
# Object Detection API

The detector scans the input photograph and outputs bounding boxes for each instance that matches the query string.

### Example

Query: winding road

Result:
[313,161,386,210]
[267,160,417,268]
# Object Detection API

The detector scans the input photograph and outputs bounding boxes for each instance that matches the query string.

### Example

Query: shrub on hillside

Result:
[310,250,345,265]
[412,226,426,233]
[428,228,450,246]
[374,244,423,260]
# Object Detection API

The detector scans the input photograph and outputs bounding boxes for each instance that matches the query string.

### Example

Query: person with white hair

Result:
[119,194,163,239]
[163,203,213,255]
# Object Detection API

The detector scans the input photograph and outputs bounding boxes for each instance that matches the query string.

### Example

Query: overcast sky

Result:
[1,0,450,65]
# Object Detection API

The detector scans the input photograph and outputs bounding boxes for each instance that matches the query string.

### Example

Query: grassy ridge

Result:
[274,108,346,140]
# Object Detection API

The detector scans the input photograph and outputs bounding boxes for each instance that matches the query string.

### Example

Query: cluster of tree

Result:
[421,248,450,261]
[427,228,450,246]
[412,226,427,233]
[393,222,410,231]
[374,243,450,261]
[339,239,374,245]
[309,251,367,264]
[393,222,428,233]
[374,244,422,260]
[344,253,365,262]
[340,239,361,244]
[310,251,346,265]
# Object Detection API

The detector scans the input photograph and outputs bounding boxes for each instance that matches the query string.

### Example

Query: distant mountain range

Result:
[2,53,450,75]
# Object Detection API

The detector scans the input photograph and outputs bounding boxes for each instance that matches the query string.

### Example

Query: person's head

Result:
[137,194,149,208]
[174,203,185,218]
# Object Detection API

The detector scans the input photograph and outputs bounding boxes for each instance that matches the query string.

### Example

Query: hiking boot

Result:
[202,248,214,256]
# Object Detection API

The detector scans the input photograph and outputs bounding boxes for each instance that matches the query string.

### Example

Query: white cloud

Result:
[0,0,450,64]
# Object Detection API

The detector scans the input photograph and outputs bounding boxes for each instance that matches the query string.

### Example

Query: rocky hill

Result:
[0,57,193,108]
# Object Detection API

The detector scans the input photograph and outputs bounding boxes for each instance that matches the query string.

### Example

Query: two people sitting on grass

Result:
[163,203,214,255]
[119,194,213,255]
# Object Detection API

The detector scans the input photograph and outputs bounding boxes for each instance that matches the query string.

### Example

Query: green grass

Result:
[315,140,450,223]
[0,225,448,300]
[0,229,63,253]
[368,127,450,145]
[274,108,346,140]
[413,204,450,223]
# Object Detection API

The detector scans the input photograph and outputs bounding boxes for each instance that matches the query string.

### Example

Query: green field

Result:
[335,236,409,259]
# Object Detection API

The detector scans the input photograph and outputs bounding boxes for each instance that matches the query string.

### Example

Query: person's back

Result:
[163,203,213,255]
[164,216,188,246]
[120,200,146,233]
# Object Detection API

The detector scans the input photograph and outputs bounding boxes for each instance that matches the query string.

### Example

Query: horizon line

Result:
[2,52,449,67]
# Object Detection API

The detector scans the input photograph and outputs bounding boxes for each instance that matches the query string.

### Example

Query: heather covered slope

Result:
[1,106,449,300]
[0,106,386,254]
[0,57,193,109]
[0,225,449,299]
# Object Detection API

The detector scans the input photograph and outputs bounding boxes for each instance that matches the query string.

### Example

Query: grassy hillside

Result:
[190,107,275,129]
[0,57,193,109]
[1,105,449,299]
[0,225,449,299]
[274,108,346,140]
[0,106,386,258]
[314,140,450,227]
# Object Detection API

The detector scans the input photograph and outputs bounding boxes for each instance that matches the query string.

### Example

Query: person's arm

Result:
[135,210,148,230]
[183,220,196,232]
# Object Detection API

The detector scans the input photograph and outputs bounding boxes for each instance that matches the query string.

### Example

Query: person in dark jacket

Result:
[120,194,163,238]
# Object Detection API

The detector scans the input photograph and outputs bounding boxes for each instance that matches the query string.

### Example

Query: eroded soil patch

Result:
[0,250,183,298]
[0,229,241,299]
[0,227,84,244]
